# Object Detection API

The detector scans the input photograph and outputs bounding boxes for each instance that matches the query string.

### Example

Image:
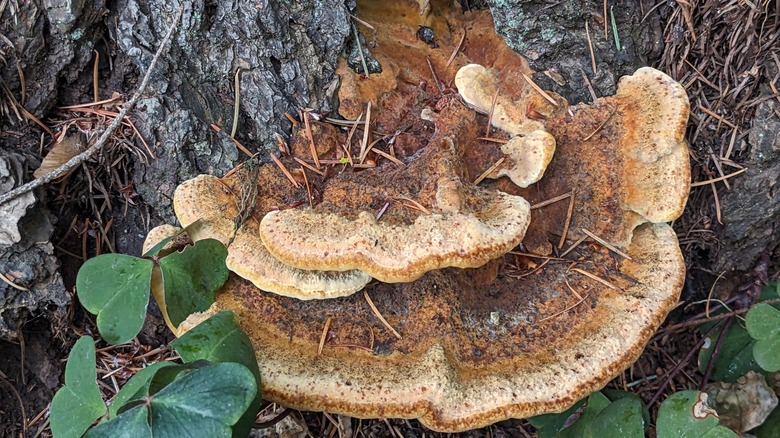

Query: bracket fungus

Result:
[173,171,372,300]
[151,0,692,432]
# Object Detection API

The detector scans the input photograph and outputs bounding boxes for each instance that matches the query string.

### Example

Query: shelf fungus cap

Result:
[173,174,371,300]
[615,66,691,224]
[177,222,685,432]
[492,130,556,188]
[455,63,550,136]
[258,187,531,283]
[456,64,558,187]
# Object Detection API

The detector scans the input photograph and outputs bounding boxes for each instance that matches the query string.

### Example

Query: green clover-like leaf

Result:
[50,336,106,438]
[85,362,255,438]
[172,311,262,437]
[746,304,780,372]
[159,239,228,327]
[656,391,738,438]
[76,254,153,344]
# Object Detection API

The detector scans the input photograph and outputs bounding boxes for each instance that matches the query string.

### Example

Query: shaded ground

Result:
[1,1,779,437]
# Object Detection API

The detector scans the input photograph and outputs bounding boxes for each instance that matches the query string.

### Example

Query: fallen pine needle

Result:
[303,112,321,169]
[581,228,632,260]
[372,148,404,166]
[508,251,564,260]
[364,291,402,339]
[446,28,466,67]
[474,157,505,185]
[318,316,332,355]
[558,189,576,249]
[522,72,558,107]
[690,168,747,187]
[210,124,253,157]
[0,5,183,207]
[565,279,594,314]
[582,108,617,142]
[531,192,571,209]
[293,157,325,176]
[375,201,390,220]
[569,267,620,291]
[395,196,431,215]
[269,153,300,188]
[359,102,372,163]
[560,235,587,258]
[537,292,591,323]
[477,136,508,144]
[300,166,313,208]
[0,272,28,291]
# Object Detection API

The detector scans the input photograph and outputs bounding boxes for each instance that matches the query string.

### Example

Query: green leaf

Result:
[159,239,228,327]
[87,405,151,438]
[601,389,651,427]
[656,390,738,438]
[76,254,153,344]
[88,362,256,438]
[50,336,106,438]
[172,311,262,437]
[527,398,586,438]
[747,304,780,372]
[108,362,175,418]
[558,392,612,438]
[746,304,780,339]
[753,336,780,372]
[583,397,644,438]
[698,323,761,382]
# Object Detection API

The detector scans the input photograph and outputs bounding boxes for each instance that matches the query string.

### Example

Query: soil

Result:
[1,1,779,437]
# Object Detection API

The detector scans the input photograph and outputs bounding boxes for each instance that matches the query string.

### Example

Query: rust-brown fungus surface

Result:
[161,0,692,432]
[258,102,531,283]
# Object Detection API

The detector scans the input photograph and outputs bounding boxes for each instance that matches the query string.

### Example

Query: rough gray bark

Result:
[489,0,663,104]
[0,0,104,341]
[716,85,780,272]
[112,0,354,222]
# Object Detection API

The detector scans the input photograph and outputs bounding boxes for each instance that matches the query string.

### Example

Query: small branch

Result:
[0,6,183,207]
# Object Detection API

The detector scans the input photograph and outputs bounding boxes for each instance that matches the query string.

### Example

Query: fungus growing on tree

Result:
[149,0,691,431]
[173,173,372,300]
